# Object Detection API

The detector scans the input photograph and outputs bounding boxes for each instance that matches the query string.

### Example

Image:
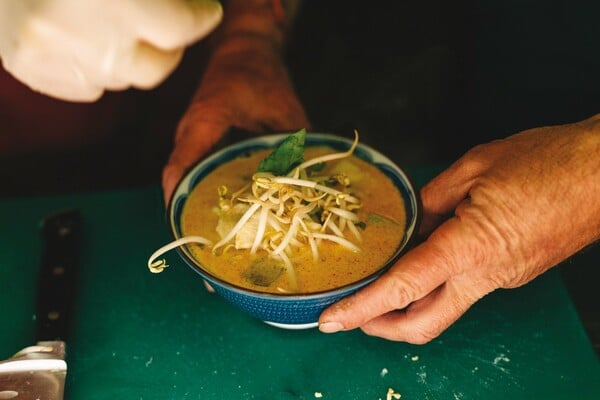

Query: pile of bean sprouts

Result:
[148,133,363,287]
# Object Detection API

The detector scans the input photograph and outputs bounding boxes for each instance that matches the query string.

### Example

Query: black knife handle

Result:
[35,209,82,342]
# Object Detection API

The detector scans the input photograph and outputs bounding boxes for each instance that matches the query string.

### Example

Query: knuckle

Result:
[360,317,441,345]
[383,273,421,310]
[408,330,439,345]
[405,321,444,345]
[404,303,452,344]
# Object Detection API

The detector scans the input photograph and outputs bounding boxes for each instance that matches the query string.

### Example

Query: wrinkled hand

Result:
[0,0,222,101]
[319,114,600,343]
[161,35,310,204]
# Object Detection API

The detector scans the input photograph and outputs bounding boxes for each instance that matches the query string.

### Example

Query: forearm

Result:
[188,0,302,106]
[207,0,301,54]
[163,0,309,203]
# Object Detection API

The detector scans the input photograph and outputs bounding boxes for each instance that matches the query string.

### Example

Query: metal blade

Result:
[0,341,66,400]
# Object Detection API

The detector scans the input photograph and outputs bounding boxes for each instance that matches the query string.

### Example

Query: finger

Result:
[261,97,312,133]
[227,73,311,134]
[318,235,457,333]
[127,0,223,49]
[418,150,489,236]
[117,41,184,89]
[8,58,104,102]
[203,280,215,293]
[262,110,311,135]
[421,159,478,216]
[359,275,489,343]
[3,34,105,102]
[162,104,233,204]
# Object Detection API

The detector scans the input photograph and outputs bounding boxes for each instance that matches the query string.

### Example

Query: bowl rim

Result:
[166,132,421,300]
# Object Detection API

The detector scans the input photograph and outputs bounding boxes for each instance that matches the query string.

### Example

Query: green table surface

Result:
[1,166,598,400]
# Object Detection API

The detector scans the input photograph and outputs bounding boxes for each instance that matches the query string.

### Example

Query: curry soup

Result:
[181,146,406,294]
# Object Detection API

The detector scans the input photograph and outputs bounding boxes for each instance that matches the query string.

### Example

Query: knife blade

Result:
[0,209,82,400]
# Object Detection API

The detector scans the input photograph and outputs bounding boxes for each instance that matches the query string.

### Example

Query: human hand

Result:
[0,0,222,101]
[161,33,310,204]
[319,114,600,343]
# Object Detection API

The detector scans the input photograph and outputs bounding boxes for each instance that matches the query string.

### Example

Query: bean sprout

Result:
[147,131,364,291]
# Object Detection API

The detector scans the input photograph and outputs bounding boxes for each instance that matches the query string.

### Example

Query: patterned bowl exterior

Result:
[167,133,420,328]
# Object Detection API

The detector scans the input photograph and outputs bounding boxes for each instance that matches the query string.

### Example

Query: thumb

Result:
[318,211,496,338]
[318,237,457,333]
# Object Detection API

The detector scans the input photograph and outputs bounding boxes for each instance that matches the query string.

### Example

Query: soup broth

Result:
[181,146,406,294]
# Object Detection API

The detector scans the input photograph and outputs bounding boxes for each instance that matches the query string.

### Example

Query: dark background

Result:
[0,1,598,353]
[288,1,600,164]
[285,0,600,355]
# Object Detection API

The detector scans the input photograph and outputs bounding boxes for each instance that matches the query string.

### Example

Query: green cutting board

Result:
[1,167,598,399]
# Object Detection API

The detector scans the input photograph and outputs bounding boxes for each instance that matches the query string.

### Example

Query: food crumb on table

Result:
[411,355,419,361]
[380,367,389,377]
[314,392,323,398]
[386,387,401,399]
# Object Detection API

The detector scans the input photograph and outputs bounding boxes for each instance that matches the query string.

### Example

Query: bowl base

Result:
[263,320,318,330]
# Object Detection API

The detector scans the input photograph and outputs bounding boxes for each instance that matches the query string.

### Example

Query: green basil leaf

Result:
[257,129,306,175]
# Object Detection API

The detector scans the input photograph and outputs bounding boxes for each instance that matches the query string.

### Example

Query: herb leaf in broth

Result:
[307,162,326,173]
[368,213,400,226]
[257,129,306,176]
[242,256,285,287]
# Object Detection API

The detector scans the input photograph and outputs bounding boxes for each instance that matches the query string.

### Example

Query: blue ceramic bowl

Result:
[168,133,420,329]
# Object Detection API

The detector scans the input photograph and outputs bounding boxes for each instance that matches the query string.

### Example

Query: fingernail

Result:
[203,280,215,293]
[319,321,344,333]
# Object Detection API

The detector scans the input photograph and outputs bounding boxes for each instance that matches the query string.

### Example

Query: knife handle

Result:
[35,209,82,342]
